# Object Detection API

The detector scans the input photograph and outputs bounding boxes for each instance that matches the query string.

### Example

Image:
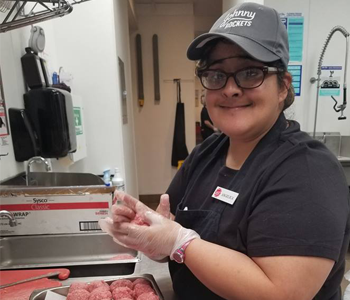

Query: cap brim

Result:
[187,33,281,63]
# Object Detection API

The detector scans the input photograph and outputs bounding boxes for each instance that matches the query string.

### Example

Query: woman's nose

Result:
[221,76,242,98]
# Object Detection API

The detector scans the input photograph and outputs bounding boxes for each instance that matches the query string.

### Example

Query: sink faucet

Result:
[26,156,52,186]
[0,210,17,227]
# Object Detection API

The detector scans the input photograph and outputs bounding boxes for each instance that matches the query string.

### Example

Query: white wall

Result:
[223,0,236,12]
[266,0,350,136]
[131,3,196,195]
[264,0,310,128]
[113,0,139,197]
[0,0,139,197]
[0,27,28,180]
[223,0,264,12]
[306,0,350,135]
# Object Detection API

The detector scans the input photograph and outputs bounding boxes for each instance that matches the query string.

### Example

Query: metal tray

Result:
[29,274,164,300]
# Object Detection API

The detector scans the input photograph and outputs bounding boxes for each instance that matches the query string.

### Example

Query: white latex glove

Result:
[100,191,200,261]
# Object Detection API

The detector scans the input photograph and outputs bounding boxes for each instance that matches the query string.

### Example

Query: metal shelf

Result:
[0,0,91,33]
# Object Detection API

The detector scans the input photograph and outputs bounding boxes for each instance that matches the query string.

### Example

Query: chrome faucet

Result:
[0,210,17,227]
[26,156,52,186]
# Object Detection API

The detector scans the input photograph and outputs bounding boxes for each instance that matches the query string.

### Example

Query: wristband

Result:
[171,239,195,264]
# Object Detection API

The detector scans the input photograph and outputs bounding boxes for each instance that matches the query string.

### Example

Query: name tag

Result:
[212,186,239,205]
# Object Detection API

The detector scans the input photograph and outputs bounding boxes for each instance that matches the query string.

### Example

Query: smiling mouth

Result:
[219,104,252,109]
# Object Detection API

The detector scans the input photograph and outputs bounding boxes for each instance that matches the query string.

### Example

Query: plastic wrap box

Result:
[0,185,115,236]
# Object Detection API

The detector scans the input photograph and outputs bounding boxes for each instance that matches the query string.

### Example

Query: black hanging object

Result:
[21,47,48,89]
[171,79,189,167]
[153,34,160,102]
[8,108,39,162]
[136,34,144,107]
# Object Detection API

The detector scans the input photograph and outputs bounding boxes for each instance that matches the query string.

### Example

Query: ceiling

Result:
[134,0,222,17]
[135,0,193,3]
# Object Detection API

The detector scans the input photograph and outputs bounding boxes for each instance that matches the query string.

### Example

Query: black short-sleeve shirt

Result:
[167,113,350,300]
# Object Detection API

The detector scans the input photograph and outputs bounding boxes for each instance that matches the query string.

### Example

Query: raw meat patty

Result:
[130,214,148,226]
[88,287,112,300]
[132,278,152,288]
[134,284,155,298]
[69,282,90,293]
[137,292,160,300]
[110,279,133,291]
[109,254,135,261]
[111,286,134,299]
[87,280,110,292]
[66,289,90,300]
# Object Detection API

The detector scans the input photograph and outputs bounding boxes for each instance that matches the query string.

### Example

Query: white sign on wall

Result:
[319,66,342,97]
[280,12,304,62]
[69,95,87,163]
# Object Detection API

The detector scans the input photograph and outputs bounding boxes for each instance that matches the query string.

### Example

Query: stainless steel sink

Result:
[0,172,104,187]
[338,156,350,163]
[0,233,140,277]
[340,161,350,185]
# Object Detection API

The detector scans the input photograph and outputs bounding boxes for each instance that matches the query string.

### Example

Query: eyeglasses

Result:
[198,66,283,90]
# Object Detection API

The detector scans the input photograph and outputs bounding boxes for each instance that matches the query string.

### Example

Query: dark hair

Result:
[268,60,295,111]
[195,38,295,111]
[195,38,231,72]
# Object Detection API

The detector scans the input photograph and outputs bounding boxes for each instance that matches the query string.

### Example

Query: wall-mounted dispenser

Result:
[9,88,77,162]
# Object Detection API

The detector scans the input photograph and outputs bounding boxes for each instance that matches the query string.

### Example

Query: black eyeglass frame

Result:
[197,66,284,90]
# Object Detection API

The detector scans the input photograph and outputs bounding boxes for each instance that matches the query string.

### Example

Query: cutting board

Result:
[0,268,70,300]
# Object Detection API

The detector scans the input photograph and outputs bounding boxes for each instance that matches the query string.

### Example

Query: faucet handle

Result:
[0,210,17,227]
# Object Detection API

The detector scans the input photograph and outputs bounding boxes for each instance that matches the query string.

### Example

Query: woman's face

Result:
[204,42,290,143]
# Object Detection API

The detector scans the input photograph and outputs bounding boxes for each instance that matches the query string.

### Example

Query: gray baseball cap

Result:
[187,2,289,68]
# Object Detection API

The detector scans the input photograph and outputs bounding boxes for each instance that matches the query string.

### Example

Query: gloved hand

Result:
[156,194,175,221]
[99,192,200,261]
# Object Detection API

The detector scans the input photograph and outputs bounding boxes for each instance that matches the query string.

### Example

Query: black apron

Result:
[171,79,189,167]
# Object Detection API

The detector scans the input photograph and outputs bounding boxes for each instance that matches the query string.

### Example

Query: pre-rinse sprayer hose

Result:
[313,26,349,138]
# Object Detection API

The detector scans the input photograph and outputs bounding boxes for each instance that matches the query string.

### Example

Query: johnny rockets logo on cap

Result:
[219,10,256,29]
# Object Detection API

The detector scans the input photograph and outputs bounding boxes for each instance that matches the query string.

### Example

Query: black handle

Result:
[344,87,347,105]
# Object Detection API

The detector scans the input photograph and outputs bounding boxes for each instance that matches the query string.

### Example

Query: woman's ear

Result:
[278,72,292,103]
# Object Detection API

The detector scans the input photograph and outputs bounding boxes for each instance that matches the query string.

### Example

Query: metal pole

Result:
[313,75,321,138]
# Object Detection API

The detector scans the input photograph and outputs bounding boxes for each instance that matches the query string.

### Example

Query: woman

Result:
[101,2,350,300]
